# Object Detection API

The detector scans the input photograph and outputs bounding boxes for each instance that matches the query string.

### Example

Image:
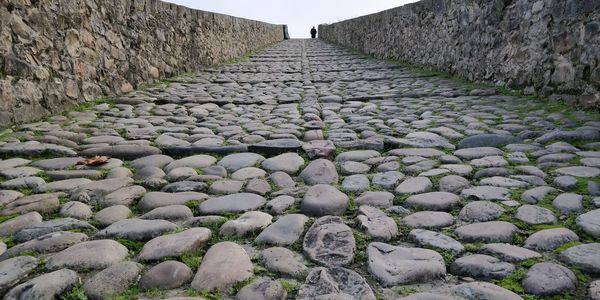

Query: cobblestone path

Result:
[1,39,600,300]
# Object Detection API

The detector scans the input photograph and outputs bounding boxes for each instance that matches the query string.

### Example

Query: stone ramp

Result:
[0,39,599,299]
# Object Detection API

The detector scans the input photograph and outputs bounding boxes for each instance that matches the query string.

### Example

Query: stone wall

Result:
[319,0,600,108]
[0,0,284,127]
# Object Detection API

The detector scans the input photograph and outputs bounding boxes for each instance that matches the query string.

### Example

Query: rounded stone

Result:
[459,201,505,222]
[46,239,128,271]
[303,216,355,267]
[367,242,446,286]
[140,261,193,291]
[298,159,339,185]
[300,184,349,216]
[404,192,460,211]
[522,263,577,296]
[403,211,454,228]
[83,261,143,299]
[94,205,131,226]
[297,267,376,300]
[199,193,266,215]
[191,241,253,291]
[524,228,579,251]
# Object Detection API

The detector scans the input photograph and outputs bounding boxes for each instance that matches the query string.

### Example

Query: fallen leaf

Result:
[77,156,110,166]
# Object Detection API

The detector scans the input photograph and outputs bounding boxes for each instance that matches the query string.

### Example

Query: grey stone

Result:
[59,201,93,220]
[403,211,454,228]
[577,209,600,237]
[450,254,515,280]
[81,144,161,160]
[0,211,42,237]
[303,216,355,267]
[553,193,583,214]
[372,171,404,189]
[367,242,445,286]
[262,153,305,175]
[259,247,308,279]
[404,192,459,211]
[355,191,394,208]
[0,192,61,216]
[199,193,266,214]
[218,153,265,172]
[301,184,348,216]
[191,242,253,291]
[138,191,207,212]
[409,229,464,255]
[524,228,580,251]
[265,195,295,215]
[296,267,376,300]
[452,281,523,300]
[461,186,511,201]
[357,205,398,240]
[522,263,577,296]
[515,205,557,225]
[255,214,308,246]
[83,261,143,300]
[140,261,193,290]
[559,243,600,274]
[236,278,286,300]
[1,231,87,260]
[521,186,557,204]
[341,174,370,192]
[220,211,272,237]
[4,269,79,300]
[96,218,178,241]
[438,175,471,193]
[46,239,128,271]
[455,221,518,243]
[298,159,338,185]
[94,205,131,226]
[459,201,505,222]
[480,243,541,262]
[458,134,520,149]
[0,256,39,294]
[14,217,95,242]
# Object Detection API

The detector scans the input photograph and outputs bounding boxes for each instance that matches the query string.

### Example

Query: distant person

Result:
[310,26,317,39]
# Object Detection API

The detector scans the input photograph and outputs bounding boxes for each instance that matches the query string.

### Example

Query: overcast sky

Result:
[162,0,418,38]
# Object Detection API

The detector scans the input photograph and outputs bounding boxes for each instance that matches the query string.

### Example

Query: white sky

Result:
[162,0,418,38]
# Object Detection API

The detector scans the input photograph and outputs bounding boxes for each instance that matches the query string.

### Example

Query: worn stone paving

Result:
[0,39,600,300]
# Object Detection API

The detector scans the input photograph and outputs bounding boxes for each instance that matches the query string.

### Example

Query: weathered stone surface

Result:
[297,267,376,300]
[191,242,253,291]
[138,192,207,212]
[459,201,505,222]
[199,193,266,214]
[522,263,577,296]
[450,254,515,280]
[236,278,286,300]
[303,216,355,267]
[409,229,464,255]
[139,227,211,261]
[367,242,445,286]
[298,159,339,185]
[524,228,580,251]
[357,205,398,240]
[255,214,308,246]
[480,243,541,262]
[1,231,88,260]
[14,218,95,242]
[260,247,308,279]
[403,211,454,229]
[140,261,193,290]
[404,192,459,211]
[452,282,522,300]
[219,211,272,237]
[301,184,348,216]
[0,192,61,216]
[559,243,600,274]
[0,211,42,237]
[4,269,79,300]
[262,153,305,174]
[0,256,39,294]
[95,218,178,241]
[83,261,143,300]
[455,221,518,243]
[577,209,600,237]
[46,239,128,271]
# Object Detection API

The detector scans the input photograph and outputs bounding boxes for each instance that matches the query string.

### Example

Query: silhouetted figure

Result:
[310,27,317,39]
